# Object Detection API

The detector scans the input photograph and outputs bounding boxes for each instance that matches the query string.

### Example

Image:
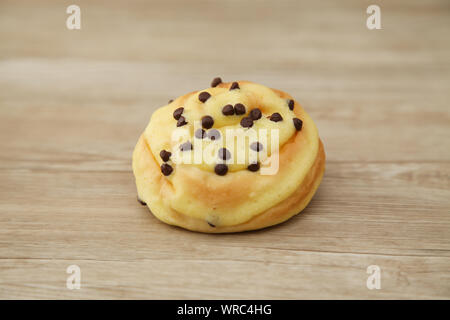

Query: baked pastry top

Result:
[132,78,325,233]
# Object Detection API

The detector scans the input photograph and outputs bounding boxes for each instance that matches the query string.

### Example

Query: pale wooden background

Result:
[0,0,449,299]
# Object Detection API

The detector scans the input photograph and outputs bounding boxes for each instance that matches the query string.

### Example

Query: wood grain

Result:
[0,0,449,299]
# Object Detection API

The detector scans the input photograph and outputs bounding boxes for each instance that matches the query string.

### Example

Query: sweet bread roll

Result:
[132,79,325,233]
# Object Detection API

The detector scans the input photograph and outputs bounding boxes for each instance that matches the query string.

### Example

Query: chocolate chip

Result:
[137,196,146,205]
[288,99,294,111]
[249,108,262,120]
[250,142,263,152]
[222,104,235,116]
[214,163,228,176]
[159,150,171,162]
[270,112,283,122]
[201,115,214,129]
[160,163,173,176]
[176,116,187,127]
[247,162,260,172]
[229,82,240,90]
[168,99,174,104]
[211,77,222,87]
[198,91,211,103]
[180,141,193,151]
[218,148,231,161]
[173,107,184,120]
[234,103,246,115]
[207,129,221,140]
[195,128,206,139]
[293,118,303,131]
[240,116,253,128]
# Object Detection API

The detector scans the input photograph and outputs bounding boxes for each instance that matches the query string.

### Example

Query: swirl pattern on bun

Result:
[132,79,325,233]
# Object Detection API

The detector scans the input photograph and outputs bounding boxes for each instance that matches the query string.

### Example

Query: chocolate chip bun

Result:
[132,79,325,233]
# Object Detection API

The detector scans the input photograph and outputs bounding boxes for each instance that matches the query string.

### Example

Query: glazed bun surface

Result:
[133,80,325,233]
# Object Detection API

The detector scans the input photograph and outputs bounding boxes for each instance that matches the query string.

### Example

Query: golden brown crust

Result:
[132,81,325,233]
[152,140,325,233]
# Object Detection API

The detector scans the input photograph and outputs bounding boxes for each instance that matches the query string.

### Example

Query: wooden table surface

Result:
[1,0,449,299]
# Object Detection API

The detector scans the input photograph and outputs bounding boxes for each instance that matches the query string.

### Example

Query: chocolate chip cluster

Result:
[160,77,303,177]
